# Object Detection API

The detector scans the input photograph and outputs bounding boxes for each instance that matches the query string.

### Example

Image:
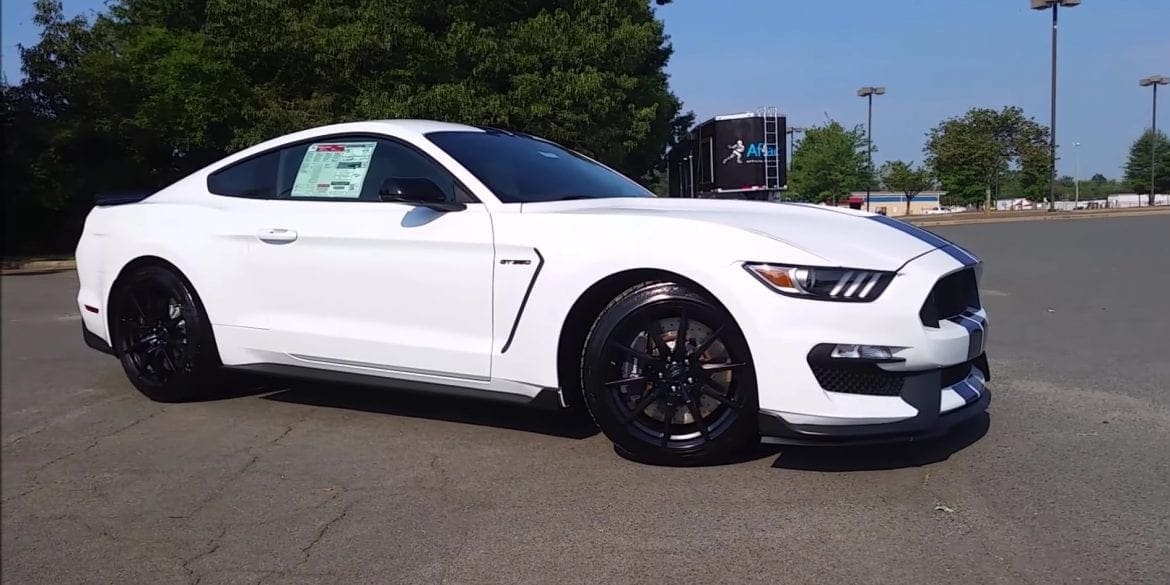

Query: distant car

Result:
[924,206,959,215]
[76,120,991,465]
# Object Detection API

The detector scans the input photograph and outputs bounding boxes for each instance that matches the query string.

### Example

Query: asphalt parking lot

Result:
[3,214,1169,585]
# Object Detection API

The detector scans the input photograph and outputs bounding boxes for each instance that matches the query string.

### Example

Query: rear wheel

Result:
[110,265,219,402]
[581,282,758,465]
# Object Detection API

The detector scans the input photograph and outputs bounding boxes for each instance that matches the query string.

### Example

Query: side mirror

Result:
[378,177,466,212]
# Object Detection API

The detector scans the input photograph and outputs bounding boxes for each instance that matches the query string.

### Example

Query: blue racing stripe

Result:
[940,245,981,267]
[949,314,986,361]
[869,216,981,266]
[952,381,979,403]
[948,315,980,334]
[869,215,952,248]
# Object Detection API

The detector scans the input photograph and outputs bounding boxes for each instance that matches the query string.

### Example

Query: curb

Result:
[906,208,1170,227]
[1,259,77,276]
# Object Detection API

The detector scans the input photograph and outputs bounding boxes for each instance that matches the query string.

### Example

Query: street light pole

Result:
[1074,141,1080,206]
[1140,75,1169,206]
[786,126,805,171]
[1031,0,1081,212]
[685,154,695,198]
[857,86,886,213]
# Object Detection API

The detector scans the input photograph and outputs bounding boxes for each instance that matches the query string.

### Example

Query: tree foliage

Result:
[924,106,1050,208]
[788,120,872,204]
[3,0,687,254]
[1123,129,1170,204]
[880,160,934,214]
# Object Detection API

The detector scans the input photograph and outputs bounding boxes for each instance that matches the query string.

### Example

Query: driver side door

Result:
[239,134,496,381]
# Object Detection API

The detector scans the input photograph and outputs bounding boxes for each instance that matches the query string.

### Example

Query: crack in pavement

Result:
[298,500,355,564]
[4,408,167,505]
[2,393,135,449]
[180,525,229,585]
[252,498,354,585]
[174,418,306,521]
[182,454,260,520]
[26,407,165,475]
[2,484,43,504]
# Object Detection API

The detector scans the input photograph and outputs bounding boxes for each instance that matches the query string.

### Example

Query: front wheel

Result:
[580,282,758,466]
[110,265,220,402]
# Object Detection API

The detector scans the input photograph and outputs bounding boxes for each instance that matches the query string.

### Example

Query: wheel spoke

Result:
[128,292,148,320]
[684,391,710,440]
[674,310,689,358]
[698,361,747,375]
[603,375,648,387]
[128,336,155,353]
[697,380,740,409]
[160,347,177,372]
[643,319,673,358]
[621,387,666,424]
[149,345,168,374]
[687,324,726,359]
[608,341,660,364]
[660,402,676,447]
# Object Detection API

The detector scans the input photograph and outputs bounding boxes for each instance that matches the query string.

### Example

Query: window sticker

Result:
[290,142,378,198]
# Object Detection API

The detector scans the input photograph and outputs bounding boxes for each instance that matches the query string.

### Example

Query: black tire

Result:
[580,281,758,466]
[110,265,220,402]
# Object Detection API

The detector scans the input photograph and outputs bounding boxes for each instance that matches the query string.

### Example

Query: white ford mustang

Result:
[76,120,990,465]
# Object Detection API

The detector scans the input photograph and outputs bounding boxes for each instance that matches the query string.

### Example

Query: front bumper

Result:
[758,354,991,446]
[719,244,992,443]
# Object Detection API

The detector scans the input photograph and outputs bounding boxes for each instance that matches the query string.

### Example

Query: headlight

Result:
[743,263,895,302]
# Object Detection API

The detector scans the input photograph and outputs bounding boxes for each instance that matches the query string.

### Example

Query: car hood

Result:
[520,198,944,270]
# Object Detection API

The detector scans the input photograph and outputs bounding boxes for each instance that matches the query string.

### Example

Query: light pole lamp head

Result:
[1031,0,1081,9]
[857,86,886,97]
[1139,75,1169,87]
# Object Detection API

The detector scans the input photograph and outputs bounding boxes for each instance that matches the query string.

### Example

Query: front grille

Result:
[810,354,987,396]
[920,268,980,327]
[810,364,905,396]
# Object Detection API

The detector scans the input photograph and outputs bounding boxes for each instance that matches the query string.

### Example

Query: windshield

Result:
[425,130,653,203]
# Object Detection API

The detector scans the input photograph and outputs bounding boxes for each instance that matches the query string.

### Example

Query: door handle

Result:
[256,228,298,244]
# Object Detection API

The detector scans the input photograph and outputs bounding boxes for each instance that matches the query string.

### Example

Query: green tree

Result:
[788,120,871,204]
[4,0,687,254]
[880,160,934,215]
[1123,129,1170,204]
[924,106,1050,209]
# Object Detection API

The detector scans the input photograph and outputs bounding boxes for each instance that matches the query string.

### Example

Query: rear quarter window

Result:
[207,151,280,198]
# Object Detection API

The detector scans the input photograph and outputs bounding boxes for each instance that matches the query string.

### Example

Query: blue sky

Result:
[3,0,1167,178]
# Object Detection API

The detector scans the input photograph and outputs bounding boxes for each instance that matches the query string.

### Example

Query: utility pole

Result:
[1031,0,1081,211]
[1140,76,1168,206]
[857,86,886,213]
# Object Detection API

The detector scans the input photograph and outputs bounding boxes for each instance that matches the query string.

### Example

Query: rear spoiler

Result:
[94,190,154,206]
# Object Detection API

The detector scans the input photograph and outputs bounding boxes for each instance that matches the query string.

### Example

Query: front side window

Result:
[209,136,464,203]
[425,131,653,203]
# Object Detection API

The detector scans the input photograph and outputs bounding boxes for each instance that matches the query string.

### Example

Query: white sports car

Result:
[77,120,990,465]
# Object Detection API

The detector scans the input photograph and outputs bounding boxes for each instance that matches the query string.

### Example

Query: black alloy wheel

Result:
[581,282,758,465]
[112,265,218,402]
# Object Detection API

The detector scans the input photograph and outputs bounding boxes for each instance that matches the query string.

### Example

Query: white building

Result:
[1107,194,1170,207]
[995,198,1036,211]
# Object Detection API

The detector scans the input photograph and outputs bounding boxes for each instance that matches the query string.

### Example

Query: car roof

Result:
[365,119,485,134]
[206,120,485,169]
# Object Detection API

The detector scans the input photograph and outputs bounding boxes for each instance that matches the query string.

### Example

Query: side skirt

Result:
[223,363,565,410]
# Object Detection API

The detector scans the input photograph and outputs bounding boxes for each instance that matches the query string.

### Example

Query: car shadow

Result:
[202,372,988,465]
[254,378,600,440]
[766,413,991,472]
